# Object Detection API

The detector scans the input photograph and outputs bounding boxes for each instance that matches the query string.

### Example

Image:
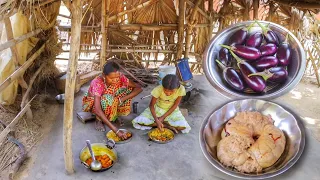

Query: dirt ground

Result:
[0,75,319,180]
[0,94,59,180]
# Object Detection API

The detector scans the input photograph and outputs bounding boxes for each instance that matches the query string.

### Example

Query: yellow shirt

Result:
[151,85,186,110]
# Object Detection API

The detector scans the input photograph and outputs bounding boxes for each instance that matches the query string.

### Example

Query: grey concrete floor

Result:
[24,75,320,180]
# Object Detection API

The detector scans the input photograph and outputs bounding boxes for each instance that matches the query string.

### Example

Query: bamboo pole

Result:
[253,0,259,19]
[184,0,202,58]
[208,0,214,39]
[0,43,46,93]
[105,0,110,61]
[58,24,211,32]
[21,63,46,108]
[63,0,82,174]
[176,0,185,60]
[186,0,210,20]
[0,29,42,52]
[100,0,107,69]
[108,0,157,22]
[4,17,33,121]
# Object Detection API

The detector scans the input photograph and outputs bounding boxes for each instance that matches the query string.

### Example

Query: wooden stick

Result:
[58,14,71,19]
[58,23,212,32]
[307,48,320,87]
[176,0,185,60]
[253,0,259,19]
[63,0,82,174]
[21,63,46,108]
[186,0,210,20]
[0,42,46,93]
[108,0,157,22]
[0,29,42,52]
[0,96,36,145]
[271,0,320,9]
[4,17,29,92]
[0,9,17,22]
[185,0,202,58]
[113,61,148,87]
[208,0,214,40]
[100,0,107,69]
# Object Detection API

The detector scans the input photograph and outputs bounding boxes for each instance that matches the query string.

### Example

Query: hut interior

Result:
[0,0,319,179]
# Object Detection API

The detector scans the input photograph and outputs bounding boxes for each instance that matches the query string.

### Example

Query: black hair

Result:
[162,74,180,90]
[103,61,120,75]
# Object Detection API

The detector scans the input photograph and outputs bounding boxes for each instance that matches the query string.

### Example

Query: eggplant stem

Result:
[215,59,226,70]
[284,33,292,43]
[255,20,268,34]
[246,21,256,31]
[229,50,242,66]
[219,44,231,50]
[248,70,273,81]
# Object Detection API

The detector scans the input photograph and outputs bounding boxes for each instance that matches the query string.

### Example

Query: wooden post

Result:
[63,0,82,174]
[208,0,214,39]
[176,0,185,60]
[184,0,202,58]
[100,0,107,69]
[253,0,259,19]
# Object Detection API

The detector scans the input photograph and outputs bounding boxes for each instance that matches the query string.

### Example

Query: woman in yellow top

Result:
[132,74,191,133]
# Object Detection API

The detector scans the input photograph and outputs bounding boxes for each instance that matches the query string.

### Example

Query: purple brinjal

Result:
[220,44,261,61]
[248,67,288,83]
[229,51,266,93]
[256,21,279,46]
[252,56,279,71]
[246,32,263,48]
[219,48,232,66]
[277,33,291,66]
[228,21,256,45]
[260,43,277,56]
[216,59,245,91]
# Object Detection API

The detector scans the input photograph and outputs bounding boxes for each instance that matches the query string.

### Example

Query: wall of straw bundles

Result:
[0,12,39,105]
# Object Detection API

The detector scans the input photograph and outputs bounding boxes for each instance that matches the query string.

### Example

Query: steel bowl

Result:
[203,21,306,99]
[79,140,117,172]
[199,99,305,179]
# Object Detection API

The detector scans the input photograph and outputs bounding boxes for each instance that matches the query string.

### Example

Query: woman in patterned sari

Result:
[82,61,142,140]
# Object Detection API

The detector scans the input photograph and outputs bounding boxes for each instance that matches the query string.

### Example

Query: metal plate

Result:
[199,99,305,179]
[106,129,133,144]
[203,20,306,100]
[148,128,175,144]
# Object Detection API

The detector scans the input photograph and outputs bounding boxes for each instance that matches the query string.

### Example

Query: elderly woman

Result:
[82,61,142,140]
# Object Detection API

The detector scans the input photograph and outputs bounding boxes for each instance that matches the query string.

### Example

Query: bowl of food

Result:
[148,128,175,144]
[106,129,133,144]
[203,20,306,99]
[79,140,117,172]
[199,99,305,179]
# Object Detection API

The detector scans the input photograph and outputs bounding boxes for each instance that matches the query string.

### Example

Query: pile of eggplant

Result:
[216,21,291,93]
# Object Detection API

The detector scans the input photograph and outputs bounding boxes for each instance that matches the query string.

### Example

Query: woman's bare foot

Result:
[95,120,106,131]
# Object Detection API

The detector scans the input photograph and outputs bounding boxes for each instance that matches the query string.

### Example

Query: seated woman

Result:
[132,74,191,133]
[82,61,142,140]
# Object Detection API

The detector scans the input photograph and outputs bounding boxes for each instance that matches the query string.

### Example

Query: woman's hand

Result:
[116,130,128,140]
[158,116,165,123]
[155,119,164,131]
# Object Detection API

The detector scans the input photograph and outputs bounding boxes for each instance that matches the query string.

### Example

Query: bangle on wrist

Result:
[116,129,120,135]
[119,98,122,104]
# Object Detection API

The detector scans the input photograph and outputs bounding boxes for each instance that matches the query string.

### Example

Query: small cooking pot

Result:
[79,139,117,172]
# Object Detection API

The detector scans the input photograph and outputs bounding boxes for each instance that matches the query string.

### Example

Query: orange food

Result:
[85,155,113,169]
